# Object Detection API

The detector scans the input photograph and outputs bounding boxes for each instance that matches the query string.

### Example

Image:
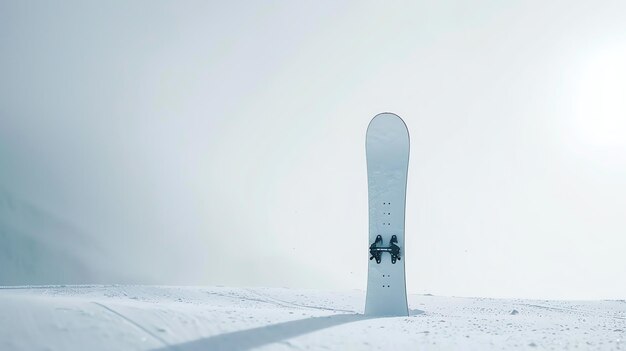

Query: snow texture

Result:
[1,285,624,350]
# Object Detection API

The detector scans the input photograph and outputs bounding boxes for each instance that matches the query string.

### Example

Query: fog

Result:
[1,0,625,299]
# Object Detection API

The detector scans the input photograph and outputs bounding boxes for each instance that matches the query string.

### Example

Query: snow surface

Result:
[0,285,624,350]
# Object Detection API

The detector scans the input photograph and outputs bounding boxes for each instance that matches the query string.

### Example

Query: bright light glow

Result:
[574,46,626,147]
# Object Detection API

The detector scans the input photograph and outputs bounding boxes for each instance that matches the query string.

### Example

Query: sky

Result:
[1,0,625,299]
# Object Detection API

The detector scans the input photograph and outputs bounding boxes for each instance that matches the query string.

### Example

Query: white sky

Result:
[1,0,625,299]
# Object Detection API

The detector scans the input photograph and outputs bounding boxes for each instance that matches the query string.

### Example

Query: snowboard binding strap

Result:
[369,235,401,264]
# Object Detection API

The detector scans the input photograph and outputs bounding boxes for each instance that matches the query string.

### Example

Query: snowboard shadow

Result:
[151,313,368,351]
[410,308,425,316]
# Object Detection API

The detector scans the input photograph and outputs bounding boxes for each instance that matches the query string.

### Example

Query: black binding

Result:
[369,235,401,264]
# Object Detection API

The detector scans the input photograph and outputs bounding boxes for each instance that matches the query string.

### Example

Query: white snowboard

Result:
[364,112,409,317]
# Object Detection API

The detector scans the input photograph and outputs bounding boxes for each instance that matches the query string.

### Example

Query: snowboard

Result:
[364,112,409,317]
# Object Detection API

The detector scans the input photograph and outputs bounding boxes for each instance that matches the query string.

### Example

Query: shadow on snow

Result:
[151,313,369,351]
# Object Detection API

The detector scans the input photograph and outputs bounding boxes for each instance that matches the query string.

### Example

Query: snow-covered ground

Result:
[0,285,624,350]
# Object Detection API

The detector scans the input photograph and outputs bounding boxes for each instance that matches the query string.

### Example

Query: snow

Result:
[0,285,624,350]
